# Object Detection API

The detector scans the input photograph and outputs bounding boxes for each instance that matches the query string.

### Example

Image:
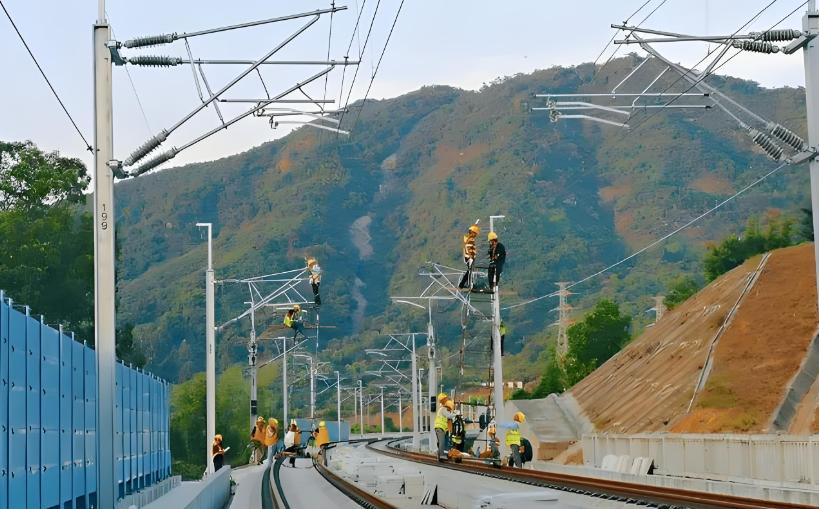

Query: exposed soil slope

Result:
[572,244,819,434]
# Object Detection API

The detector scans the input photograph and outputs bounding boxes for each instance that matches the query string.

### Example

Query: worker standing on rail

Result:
[487,231,506,292]
[264,417,279,465]
[435,393,454,461]
[212,434,226,471]
[283,421,301,467]
[458,224,480,289]
[250,416,267,465]
[497,411,526,467]
[306,257,322,306]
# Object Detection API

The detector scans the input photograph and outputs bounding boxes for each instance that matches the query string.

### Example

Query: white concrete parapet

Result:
[143,466,231,509]
[583,433,819,487]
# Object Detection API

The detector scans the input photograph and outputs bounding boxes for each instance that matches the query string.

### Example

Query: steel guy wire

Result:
[592,0,655,70]
[338,0,383,129]
[0,0,92,152]
[349,0,406,134]
[597,0,672,75]
[503,159,792,310]
[625,0,788,135]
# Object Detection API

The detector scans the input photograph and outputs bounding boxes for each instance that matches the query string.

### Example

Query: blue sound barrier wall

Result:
[0,292,171,509]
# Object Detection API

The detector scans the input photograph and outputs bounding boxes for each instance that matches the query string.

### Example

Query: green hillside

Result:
[114,55,810,385]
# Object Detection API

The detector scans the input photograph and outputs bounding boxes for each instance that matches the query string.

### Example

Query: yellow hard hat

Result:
[214,434,223,442]
[307,257,317,267]
[445,400,455,410]
[513,411,526,423]
[257,416,265,422]
[319,421,326,427]
[468,224,480,234]
[437,392,448,402]
[488,232,498,241]
[294,304,301,312]
[268,417,278,426]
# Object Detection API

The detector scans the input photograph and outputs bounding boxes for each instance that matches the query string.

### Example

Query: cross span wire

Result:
[503,159,793,310]
[625,0,793,135]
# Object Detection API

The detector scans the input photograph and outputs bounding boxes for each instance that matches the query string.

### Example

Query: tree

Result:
[664,276,702,309]
[703,214,796,281]
[563,299,630,386]
[0,141,94,337]
[799,207,813,242]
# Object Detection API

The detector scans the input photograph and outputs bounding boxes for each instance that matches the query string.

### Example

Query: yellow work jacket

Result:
[505,427,521,446]
[435,406,451,431]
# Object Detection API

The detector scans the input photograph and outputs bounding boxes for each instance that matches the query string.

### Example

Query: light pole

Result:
[196,222,216,474]
[294,353,315,419]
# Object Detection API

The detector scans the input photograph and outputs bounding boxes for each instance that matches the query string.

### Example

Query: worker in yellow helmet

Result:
[306,257,322,306]
[487,231,506,292]
[250,416,267,465]
[434,393,454,461]
[212,433,226,471]
[458,224,481,289]
[283,304,306,340]
[496,411,526,467]
[316,420,330,449]
[264,417,279,464]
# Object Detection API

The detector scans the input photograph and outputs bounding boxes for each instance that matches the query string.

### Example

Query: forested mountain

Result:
[114,54,810,383]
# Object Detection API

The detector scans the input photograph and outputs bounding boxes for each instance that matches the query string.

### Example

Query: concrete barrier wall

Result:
[143,467,230,509]
[583,433,819,487]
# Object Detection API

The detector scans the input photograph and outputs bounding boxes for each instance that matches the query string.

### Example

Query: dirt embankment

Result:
[674,244,818,433]
[573,243,819,434]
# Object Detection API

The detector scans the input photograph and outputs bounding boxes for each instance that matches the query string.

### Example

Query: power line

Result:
[338,0,383,129]
[0,0,92,152]
[337,0,369,115]
[625,0,788,134]
[503,159,792,310]
[349,0,406,134]
[109,20,152,136]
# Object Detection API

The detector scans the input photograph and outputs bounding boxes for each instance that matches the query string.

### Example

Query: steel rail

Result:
[369,439,816,509]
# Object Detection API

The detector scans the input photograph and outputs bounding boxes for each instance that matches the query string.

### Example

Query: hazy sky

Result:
[0,0,811,171]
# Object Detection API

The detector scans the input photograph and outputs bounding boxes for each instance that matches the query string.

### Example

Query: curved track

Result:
[367,438,817,509]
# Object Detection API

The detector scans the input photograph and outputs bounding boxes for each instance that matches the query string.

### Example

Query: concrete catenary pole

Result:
[196,223,216,474]
[489,218,505,452]
[804,1,819,313]
[398,391,403,433]
[248,304,258,430]
[358,379,364,437]
[282,336,289,429]
[93,0,116,501]
[335,370,341,429]
[426,303,437,453]
[380,386,385,438]
[410,334,419,450]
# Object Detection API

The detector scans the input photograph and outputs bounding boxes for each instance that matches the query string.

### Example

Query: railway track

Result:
[368,438,816,509]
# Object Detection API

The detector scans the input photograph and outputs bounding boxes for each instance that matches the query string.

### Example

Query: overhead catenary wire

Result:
[338,0,383,129]
[597,0,671,75]
[109,19,153,135]
[0,0,92,152]
[337,0,368,109]
[503,159,793,310]
[349,0,406,134]
[592,0,654,70]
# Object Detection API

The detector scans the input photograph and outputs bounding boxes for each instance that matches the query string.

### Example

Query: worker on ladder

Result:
[487,231,506,292]
[306,257,322,306]
[283,304,306,340]
[458,224,481,289]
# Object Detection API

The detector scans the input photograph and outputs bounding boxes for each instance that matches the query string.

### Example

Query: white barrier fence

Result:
[583,433,819,487]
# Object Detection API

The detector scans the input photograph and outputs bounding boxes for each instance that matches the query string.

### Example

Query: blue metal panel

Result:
[129,367,136,488]
[137,372,145,485]
[8,308,26,509]
[114,362,123,497]
[40,325,59,508]
[25,314,40,509]
[83,346,96,497]
[58,331,72,507]
[71,341,85,500]
[0,297,9,509]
